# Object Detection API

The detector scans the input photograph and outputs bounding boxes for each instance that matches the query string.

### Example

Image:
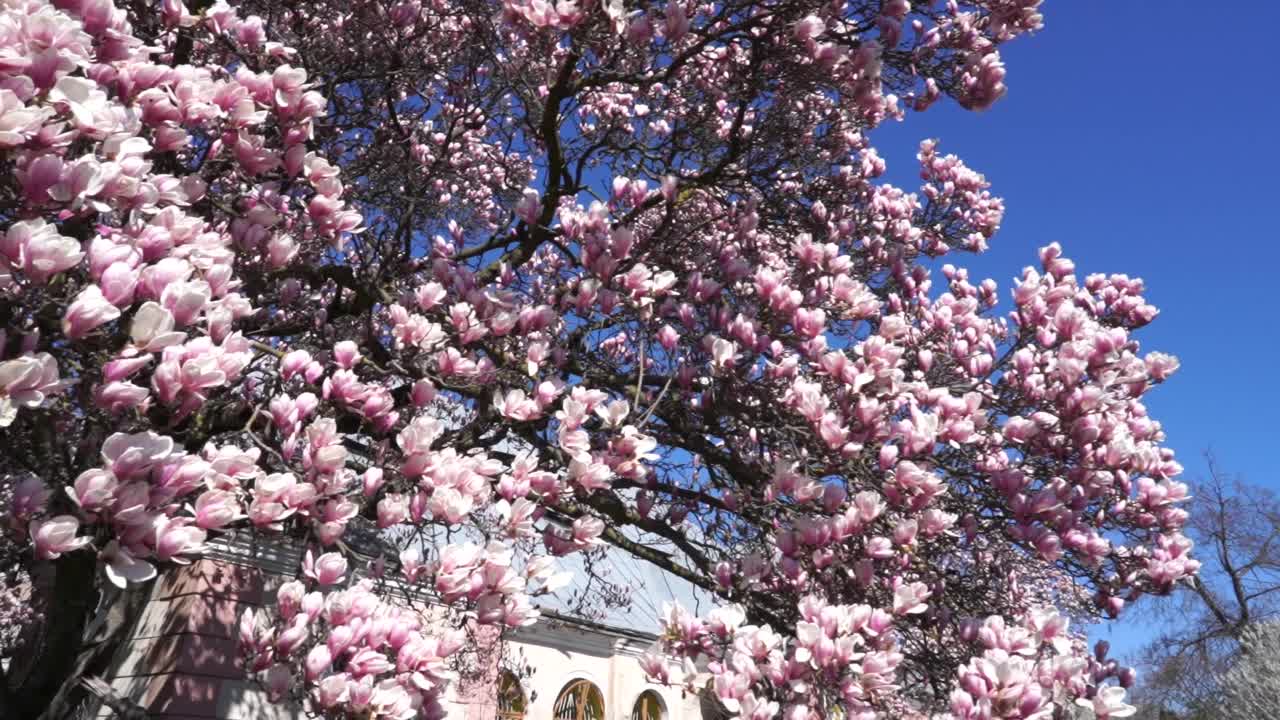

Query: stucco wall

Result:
[449,615,697,720]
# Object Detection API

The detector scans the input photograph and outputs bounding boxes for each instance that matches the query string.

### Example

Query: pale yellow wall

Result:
[446,624,692,720]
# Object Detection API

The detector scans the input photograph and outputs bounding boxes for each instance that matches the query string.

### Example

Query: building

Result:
[450,609,702,720]
[89,525,718,720]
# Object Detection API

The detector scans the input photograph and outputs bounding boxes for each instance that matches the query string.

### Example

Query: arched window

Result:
[496,671,527,720]
[552,679,605,720]
[631,690,665,720]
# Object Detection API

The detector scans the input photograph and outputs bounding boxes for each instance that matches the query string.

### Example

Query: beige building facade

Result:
[89,531,712,720]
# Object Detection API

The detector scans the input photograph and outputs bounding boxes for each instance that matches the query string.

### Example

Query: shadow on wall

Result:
[87,536,305,720]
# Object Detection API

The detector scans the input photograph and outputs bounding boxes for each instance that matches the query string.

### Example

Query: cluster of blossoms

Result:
[240,573,465,720]
[645,599,903,719]
[2,0,1194,718]
[947,615,1137,720]
[0,0,358,428]
[239,542,573,716]
[647,601,1139,719]
[635,232,1190,715]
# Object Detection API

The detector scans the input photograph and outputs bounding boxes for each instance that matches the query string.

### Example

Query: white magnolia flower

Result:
[1075,685,1136,718]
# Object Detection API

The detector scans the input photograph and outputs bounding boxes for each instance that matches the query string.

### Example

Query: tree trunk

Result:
[0,662,20,719]
[39,581,150,720]
[9,551,97,719]
[3,549,153,720]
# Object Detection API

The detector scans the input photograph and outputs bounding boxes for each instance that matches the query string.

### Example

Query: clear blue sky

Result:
[873,2,1280,660]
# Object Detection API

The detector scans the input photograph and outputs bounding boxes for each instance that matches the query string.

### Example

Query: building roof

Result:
[203,525,705,640]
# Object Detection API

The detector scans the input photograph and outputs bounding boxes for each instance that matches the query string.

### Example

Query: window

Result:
[552,679,605,720]
[497,671,527,720]
[631,690,665,720]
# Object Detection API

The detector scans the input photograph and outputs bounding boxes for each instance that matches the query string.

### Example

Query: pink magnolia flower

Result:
[711,337,739,371]
[32,515,91,559]
[346,648,395,677]
[316,674,350,708]
[102,540,158,588]
[657,324,680,351]
[410,379,436,406]
[2,219,83,283]
[303,550,348,586]
[792,307,827,339]
[525,556,571,594]
[281,349,312,381]
[96,381,151,413]
[332,341,361,369]
[569,460,612,493]
[892,581,931,615]
[160,280,211,327]
[276,580,306,621]
[63,285,122,339]
[153,516,207,563]
[67,468,118,512]
[101,431,176,479]
[593,398,629,428]
[276,617,311,656]
[129,302,186,353]
[514,188,540,224]
[397,548,426,584]
[0,353,63,425]
[191,489,243,530]
[427,487,473,524]
[0,89,50,148]
[571,516,604,546]
[305,644,332,681]
[640,649,671,684]
[376,494,410,528]
[362,468,386,497]
[497,388,540,421]
[794,14,825,41]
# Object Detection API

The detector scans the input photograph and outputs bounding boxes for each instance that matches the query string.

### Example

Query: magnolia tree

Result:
[0,0,1196,718]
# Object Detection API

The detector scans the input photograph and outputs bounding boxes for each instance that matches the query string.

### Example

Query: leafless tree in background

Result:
[1218,621,1280,718]
[1133,454,1280,718]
